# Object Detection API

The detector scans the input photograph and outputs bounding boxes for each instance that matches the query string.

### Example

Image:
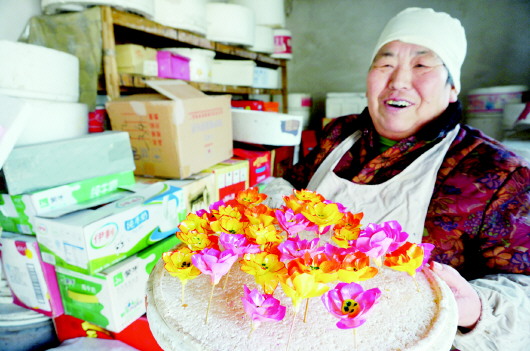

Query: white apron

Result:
[307,125,460,243]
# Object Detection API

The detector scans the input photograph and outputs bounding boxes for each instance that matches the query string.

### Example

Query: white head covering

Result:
[371,7,467,93]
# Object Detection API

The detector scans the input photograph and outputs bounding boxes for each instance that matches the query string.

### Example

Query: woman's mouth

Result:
[385,99,412,108]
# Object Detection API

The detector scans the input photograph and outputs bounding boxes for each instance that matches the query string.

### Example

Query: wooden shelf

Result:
[100,6,288,111]
[113,74,283,95]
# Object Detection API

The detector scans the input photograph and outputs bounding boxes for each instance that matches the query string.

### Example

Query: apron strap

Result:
[307,130,362,191]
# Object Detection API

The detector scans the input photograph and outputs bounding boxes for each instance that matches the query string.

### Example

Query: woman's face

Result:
[366,41,458,140]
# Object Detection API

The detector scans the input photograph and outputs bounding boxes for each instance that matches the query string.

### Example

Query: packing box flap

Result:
[145,80,206,100]
[36,182,168,226]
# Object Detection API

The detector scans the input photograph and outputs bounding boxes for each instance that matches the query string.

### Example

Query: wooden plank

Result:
[280,61,288,113]
[111,8,178,41]
[101,6,120,99]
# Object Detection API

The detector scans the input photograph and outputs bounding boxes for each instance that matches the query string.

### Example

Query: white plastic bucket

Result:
[271,29,292,59]
[206,3,255,47]
[502,103,526,130]
[229,0,285,28]
[153,0,207,35]
[467,85,527,114]
[249,25,274,54]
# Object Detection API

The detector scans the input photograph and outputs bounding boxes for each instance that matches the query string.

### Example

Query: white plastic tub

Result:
[232,109,303,146]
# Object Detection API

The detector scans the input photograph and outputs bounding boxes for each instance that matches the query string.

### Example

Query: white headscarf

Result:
[371,7,467,93]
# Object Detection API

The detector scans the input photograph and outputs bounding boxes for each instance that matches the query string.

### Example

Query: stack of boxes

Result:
[0,2,299,348]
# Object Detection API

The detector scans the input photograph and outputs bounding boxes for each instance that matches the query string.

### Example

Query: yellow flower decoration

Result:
[338,251,379,283]
[301,202,344,228]
[293,189,325,204]
[384,242,424,277]
[280,272,330,311]
[178,213,211,234]
[240,252,287,294]
[244,222,283,247]
[162,247,202,282]
[212,205,242,220]
[210,215,247,234]
[177,231,214,251]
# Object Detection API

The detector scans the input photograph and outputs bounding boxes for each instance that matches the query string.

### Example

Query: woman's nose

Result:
[389,66,412,90]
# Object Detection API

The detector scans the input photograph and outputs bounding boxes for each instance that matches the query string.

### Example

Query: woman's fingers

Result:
[431,262,482,328]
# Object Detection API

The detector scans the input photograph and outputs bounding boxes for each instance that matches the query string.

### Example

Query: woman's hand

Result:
[431,261,482,329]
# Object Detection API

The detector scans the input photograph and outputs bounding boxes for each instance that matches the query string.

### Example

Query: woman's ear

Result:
[449,86,458,103]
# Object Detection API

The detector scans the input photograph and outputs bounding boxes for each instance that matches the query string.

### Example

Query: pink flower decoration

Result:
[321,282,381,329]
[219,233,261,257]
[191,248,238,285]
[275,209,311,238]
[355,220,409,259]
[416,242,435,272]
[277,236,321,262]
[321,243,350,261]
[241,285,286,328]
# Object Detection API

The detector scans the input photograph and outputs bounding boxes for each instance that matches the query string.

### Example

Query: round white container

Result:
[153,0,207,35]
[0,40,79,103]
[41,0,155,18]
[467,85,527,114]
[503,103,526,130]
[249,25,274,54]
[466,112,504,140]
[16,99,88,146]
[271,28,292,59]
[206,3,255,47]
[229,0,285,28]
[161,48,215,82]
[288,93,312,109]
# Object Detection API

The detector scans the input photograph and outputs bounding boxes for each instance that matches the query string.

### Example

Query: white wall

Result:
[285,0,530,120]
[0,0,41,40]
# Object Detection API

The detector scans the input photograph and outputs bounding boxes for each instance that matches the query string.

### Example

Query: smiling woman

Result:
[263,7,530,351]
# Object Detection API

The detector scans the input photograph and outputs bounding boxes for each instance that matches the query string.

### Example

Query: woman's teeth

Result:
[386,100,411,108]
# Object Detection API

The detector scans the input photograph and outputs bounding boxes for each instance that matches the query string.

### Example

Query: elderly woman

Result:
[264,7,529,351]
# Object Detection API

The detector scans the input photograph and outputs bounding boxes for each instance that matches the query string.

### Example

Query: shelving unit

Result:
[99,6,288,111]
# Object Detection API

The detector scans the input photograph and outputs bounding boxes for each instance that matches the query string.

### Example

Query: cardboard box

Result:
[0,131,136,195]
[0,171,135,235]
[0,232,64,317]
[116,44,158,76]
[55,235,179,333]
[106,80,233,179]
[34,181,186,275]
[253,67,280,89]
[135,172,217,215]
[54,314,163,351]
[233,147,271,187]
[203,158,249,202]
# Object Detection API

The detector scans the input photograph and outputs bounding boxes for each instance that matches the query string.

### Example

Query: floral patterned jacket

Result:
[284,102,530,279]
[279,102,530,350]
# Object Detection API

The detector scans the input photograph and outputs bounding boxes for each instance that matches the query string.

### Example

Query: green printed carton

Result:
[35,181,186,275]
[55,235,180,332]
[0,171,135,235]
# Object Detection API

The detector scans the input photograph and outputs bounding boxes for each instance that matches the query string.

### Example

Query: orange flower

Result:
[484,246,512,268]
[236,187,268,207]
[338,251,379,283]
[240,252,287,294]
[384,242,424,277]
[293,189,325,204]
[287,252,339,283]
